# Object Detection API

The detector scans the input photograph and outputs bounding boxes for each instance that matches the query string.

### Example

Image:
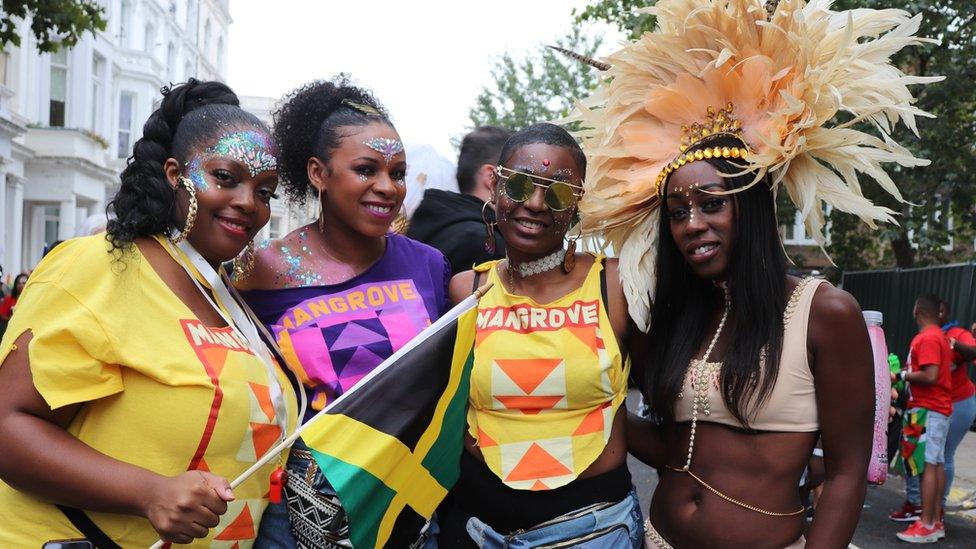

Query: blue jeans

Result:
[905,396,976,506]
[464,488,644,548]
[257,497,298,548]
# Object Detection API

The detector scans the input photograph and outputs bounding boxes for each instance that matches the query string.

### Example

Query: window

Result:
[119,1,131,47]
[49,48,68,127]
[0,51,8,86]
[269,216,282,239]
[783,210,818,246]
[166,43,176,82]
[43,206,60,246]
[90,54,104,132]
[117,91,135,158]
[186,0,197,37]
[216,36,225,70]
[203,20,212,56]
[184,59,193,80]
[144,23,155,54]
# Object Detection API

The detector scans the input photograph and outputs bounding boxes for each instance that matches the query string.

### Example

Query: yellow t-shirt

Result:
[467,256,629,490]
[0,235,297,548]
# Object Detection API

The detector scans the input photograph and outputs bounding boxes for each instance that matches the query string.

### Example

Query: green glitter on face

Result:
[186,130,277,191]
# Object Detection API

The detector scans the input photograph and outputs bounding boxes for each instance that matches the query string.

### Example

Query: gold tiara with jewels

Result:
[656,103,750,196]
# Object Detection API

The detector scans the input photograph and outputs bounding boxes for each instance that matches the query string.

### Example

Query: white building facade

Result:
[0,0,231,276]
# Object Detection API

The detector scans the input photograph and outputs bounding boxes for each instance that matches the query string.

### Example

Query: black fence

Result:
[840,262,976,360]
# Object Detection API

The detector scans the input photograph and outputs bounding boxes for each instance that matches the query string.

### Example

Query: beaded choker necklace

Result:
[509,248,566,279]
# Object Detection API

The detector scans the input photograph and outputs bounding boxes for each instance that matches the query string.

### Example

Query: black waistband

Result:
[450,450,632,533]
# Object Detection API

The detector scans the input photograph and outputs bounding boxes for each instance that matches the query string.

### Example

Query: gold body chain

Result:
[668,280,811,518]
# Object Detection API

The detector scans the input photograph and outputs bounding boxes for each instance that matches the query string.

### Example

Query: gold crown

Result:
[656,103,750,196]
[679,103,743,152]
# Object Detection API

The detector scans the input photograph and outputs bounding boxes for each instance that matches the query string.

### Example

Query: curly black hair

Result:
[273,74,392,205]
[105,78,267,251]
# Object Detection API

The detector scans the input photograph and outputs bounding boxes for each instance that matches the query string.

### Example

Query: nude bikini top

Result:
[673,278,825,432]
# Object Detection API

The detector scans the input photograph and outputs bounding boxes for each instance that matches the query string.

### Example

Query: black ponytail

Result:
[106,78,266,251]
[273,74,392,205]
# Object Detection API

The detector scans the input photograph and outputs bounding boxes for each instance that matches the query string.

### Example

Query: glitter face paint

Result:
[671,182,703,222]
[186,130,278,191]
[273,230,323,288]
[363,137,404,165]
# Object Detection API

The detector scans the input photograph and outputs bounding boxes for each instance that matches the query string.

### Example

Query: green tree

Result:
[828,0,976,269]
[579,0,976,270]
[1,0,107,53]
[574,0,656,39]
[467,28,603,131]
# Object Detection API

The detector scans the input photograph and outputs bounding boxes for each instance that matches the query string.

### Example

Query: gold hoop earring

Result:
[391,205,410,235]
[318,190,325,232]
[170,176,198,244]
[482,201,497,254]
[563,217,582,274]
[233,239,257,281]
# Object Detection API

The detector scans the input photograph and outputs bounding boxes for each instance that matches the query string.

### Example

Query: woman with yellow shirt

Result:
[441,123,644,547]
[0,79,297,547]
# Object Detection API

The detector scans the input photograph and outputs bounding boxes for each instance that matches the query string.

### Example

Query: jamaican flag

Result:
[299,304,478,548]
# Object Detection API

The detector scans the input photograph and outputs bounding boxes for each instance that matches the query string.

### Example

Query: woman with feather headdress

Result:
[571,0,942,546]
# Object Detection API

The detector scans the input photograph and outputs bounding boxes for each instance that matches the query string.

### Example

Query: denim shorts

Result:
[464,488,644,548]
[923,409,950,464]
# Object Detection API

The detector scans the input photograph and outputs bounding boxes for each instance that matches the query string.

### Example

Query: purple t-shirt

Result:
[241,234,450,419]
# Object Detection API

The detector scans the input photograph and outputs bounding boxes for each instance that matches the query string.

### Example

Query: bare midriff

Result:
[464,406,629,480]
[649,421,817,548]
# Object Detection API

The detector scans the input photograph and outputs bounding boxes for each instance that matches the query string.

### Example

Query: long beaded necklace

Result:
[665,282,807,517]
[647,282,809,549]
[681,284,731,470]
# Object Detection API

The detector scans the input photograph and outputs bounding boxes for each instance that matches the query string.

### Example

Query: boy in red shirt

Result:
[896,294,953,543]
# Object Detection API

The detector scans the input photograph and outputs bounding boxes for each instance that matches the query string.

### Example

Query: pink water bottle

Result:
[863,310,890,485]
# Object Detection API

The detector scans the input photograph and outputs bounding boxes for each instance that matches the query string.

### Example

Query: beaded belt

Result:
[644,519,674,549]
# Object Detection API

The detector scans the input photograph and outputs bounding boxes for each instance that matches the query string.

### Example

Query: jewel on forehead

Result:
[206,130,277,178]
[363,137,404,164]
[542,159,550,167]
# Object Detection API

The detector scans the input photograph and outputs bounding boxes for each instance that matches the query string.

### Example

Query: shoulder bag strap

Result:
[599,256,609,317]
[56,505,122,549]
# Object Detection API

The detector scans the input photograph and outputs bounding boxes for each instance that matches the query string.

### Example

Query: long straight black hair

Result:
[643,135,788,426]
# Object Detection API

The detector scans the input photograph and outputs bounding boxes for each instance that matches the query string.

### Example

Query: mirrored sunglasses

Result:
[495,166,583,212]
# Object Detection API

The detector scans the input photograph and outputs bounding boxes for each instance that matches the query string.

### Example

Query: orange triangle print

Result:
[567,327,598,354]
[530,480,550,491]
[248,382,276,422]
[195,457,210,472]
[475,329,493,347]
[200,346,230,378]
[214,503,255,540]
[249,422,283,459]
[495,359,562,394]
[574,403,610,435]
[495,395,563,413]
[505,443,572,482]
[477,427,497,447]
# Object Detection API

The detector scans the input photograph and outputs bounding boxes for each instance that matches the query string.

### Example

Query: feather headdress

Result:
[572,0,942,331]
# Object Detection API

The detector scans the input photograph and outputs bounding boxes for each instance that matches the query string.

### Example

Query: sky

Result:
[227,0,624,160]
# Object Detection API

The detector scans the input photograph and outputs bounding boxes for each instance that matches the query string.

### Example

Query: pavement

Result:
[625,392,976,547]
